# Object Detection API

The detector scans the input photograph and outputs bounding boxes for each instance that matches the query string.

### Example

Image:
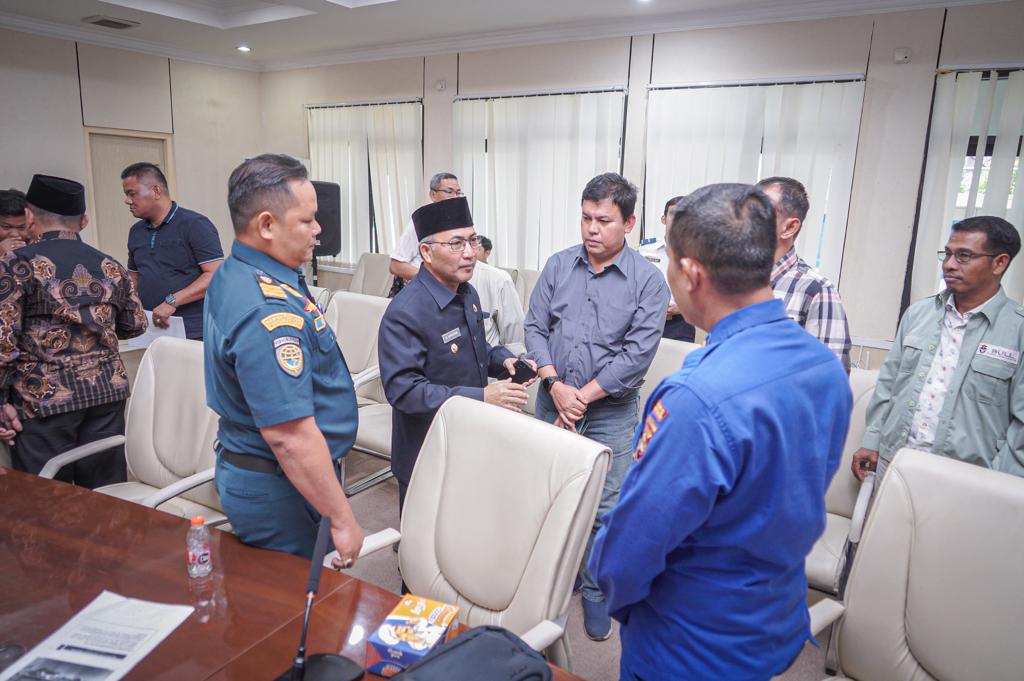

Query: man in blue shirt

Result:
[524,173,669,640]
[204,154,363,566]
[124,162,223,340]
[590,183,852,681]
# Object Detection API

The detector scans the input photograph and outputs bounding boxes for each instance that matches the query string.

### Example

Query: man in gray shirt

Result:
[525,172,669,641]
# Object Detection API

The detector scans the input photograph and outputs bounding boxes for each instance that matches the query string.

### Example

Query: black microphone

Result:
[275,517,364,681]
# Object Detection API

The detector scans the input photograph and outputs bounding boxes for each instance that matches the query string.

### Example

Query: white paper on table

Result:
[0,591,193,681]
[123,311,187,350]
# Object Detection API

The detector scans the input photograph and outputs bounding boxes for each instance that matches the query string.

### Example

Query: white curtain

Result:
[308,102,422,263]
[913,70,1024,302]
[453,92,625,270]
[644,81,865,284]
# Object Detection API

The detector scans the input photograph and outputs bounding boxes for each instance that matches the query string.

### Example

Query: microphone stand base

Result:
[275,653,364,681]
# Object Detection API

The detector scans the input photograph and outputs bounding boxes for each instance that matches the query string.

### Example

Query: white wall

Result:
[78,43,173,134]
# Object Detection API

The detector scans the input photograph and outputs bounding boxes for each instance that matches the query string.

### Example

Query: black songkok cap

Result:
[412,196,473,241]
[26,174,87,217]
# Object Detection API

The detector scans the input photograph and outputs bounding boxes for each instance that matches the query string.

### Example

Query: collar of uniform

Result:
[146,202,179,230]
[36,229,81,242]
[416,265,469,310]
[230,240,302,289]
[771,246,800,283]
[938,287,1008,322]
[706,298,788,346]
[572,241,632,276]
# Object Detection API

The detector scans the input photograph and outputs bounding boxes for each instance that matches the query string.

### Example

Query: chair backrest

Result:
[638,338,701,407]
[307,284,333,311]
[517,269,542,311]
[824,368,879,517]
[838,449,1024,681]
[348,252,394,298]
[324,290,391,401]
[125,337,220,510]
[400,396,610,635]
[498,266,519,287]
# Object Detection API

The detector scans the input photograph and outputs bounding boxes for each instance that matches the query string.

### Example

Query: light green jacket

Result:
[863,288,1024,477]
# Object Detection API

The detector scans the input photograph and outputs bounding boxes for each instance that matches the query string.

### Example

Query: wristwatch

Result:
[164,293,177,308]
[542,376,560,392]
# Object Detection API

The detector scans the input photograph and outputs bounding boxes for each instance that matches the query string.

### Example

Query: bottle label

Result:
[187,550,196,565]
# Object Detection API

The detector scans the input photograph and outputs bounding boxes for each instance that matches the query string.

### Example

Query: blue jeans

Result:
[215,456,333,560]
[535,387,639,602]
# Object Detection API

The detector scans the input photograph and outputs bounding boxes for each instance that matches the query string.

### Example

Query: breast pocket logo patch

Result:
[274,336,304,377]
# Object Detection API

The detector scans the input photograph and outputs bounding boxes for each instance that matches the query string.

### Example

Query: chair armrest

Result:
[848,472,876,544]
[353,366,381,390]
[520,620,565,652]
[140,467,216,509]
[324,527,402,567]
[39,436,126,479]
[808,598,846,638]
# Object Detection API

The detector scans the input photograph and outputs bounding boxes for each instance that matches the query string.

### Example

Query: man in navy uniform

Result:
[204,154,364,566]
[379,196,533,511]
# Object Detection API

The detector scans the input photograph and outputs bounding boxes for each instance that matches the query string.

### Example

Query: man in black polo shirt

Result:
[123,162,224,340]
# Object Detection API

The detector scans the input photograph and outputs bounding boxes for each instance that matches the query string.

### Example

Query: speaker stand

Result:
[311,256,319,287]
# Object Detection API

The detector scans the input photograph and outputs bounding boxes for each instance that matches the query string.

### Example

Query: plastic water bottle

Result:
[186,515,213,578]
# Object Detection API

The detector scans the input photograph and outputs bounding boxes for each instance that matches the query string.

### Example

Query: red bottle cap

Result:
[191,515,205,526]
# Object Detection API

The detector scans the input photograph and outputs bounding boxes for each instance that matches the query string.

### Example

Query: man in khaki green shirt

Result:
[853,216,1024,480]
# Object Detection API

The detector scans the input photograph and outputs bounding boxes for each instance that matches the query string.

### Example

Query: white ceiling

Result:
[0,0,991,71]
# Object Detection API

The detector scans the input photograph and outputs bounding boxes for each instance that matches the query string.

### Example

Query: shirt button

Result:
[918,372,926,378]
[929,344,935,351]
[901,430,908,438]
[908,400,915,407]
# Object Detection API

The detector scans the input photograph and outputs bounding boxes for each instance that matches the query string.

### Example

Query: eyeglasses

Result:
[434,188,464,197]
[427,235,481,252]
[937,249,1000,265]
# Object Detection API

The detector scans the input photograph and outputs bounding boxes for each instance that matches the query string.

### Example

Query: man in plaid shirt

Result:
[756,177,851,373]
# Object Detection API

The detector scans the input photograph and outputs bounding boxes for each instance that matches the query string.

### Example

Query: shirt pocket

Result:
[898,335,926,374]
[155,237,195,274]
[963,355,1015,406]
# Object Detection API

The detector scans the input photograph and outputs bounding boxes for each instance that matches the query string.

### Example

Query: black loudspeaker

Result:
[312,181,341,258]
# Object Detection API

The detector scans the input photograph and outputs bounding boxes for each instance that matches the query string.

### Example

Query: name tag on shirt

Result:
[442,327,462,343]
[977,342,1020,366]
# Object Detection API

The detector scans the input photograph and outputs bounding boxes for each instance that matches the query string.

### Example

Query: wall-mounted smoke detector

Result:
[82,15,140,30]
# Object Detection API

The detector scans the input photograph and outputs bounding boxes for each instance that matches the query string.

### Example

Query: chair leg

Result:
[824,622,840,675]
[339,449,394,496]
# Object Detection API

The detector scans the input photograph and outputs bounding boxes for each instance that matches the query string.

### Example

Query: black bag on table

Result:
[392,625,551,681]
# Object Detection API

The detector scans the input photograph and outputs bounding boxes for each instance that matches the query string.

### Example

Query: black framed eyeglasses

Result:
[434,188,465,197]
[428,235,481,252]
[937,249,1000,264]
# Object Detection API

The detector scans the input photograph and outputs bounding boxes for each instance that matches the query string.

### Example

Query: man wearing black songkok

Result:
[0,174,147,487]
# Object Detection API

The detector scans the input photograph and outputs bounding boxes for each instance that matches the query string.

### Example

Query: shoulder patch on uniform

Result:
[280,283,304,299]
[274,337,304,377]
[652,400,669,423]
[261,312,305,332]
[634,412,660,462]
[254,272,287,299]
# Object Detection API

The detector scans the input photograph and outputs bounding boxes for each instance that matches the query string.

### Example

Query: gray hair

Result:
[429,172,458,191]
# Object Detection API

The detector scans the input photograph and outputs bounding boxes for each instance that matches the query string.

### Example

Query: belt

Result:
[221,449,280,475]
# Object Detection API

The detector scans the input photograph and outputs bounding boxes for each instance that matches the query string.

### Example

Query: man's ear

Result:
[79,214,89,231]
[993,252,1010,277]
[255,210,275,240]
[623,214,637,235]
[780,216,801,241]
[680,257,702,293]
[419,242,433,266]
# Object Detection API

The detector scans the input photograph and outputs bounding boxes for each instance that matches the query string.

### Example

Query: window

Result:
[644,80,865,283]
[911,70,1024,302]
[453,90,626,270]
[307,101,422,264]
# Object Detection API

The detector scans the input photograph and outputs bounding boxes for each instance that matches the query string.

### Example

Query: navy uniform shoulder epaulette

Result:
[253,271,288,300]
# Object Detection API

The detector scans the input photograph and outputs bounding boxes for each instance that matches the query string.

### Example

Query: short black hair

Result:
[228,154,308,234]
[582,173,637,220]
[756,176,809,223]
[479,235,493,252]
[669,183,777,295]
[0,189,26,218]
[663,195,685,217]
[27,204,81,229]
[121,162,169,191]
[952,215,1021,262]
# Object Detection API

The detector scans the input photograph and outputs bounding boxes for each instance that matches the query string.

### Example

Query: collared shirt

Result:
[470,260,525,355]
[378,266,514,484]
[907,296,988,449]
[524,243,669,397]
[203,241,358,461]
[127,202,224,339]
[590,298,851,680]
[771,246,852,372]
[0,230,147,419]
[389,218,422,268]
[863,288,1024,477]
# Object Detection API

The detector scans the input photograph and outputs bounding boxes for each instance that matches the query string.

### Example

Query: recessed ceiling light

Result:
[236,45,252,53]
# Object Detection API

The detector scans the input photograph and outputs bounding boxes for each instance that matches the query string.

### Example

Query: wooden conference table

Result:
[0,470,581,680]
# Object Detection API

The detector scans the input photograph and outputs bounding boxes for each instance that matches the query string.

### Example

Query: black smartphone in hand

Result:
[510,358,537,384]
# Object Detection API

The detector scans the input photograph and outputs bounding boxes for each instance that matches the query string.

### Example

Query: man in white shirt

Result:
[471,254,526,356]
[389,172,462,289]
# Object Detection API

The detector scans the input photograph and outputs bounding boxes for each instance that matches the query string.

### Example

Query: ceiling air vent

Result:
[82,15,140,30]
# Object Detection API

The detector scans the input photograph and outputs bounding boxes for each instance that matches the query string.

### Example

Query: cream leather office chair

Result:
[805,368,879,596]
[347,396,610,672]
[516,268,542,311]
[323,290,393,495]
[40,337,225,524]
[347,252,394,298]
[807,448,1024,681]
[639,338,701,406]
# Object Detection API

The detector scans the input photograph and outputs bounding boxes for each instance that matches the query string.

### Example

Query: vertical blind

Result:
[644,80,864,284]
[912,70,1024,302]
[307,102,422,263]
[453,91,625,270]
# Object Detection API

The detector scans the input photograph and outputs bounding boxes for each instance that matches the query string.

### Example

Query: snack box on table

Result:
[366,595,460,677]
